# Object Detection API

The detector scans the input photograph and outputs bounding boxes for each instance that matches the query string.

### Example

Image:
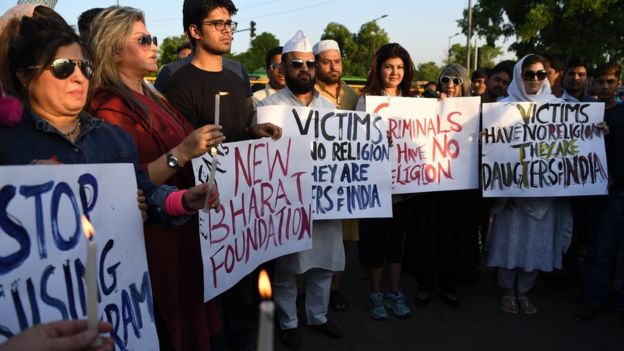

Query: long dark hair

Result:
[361,43,415,97]
[0,6,85,100]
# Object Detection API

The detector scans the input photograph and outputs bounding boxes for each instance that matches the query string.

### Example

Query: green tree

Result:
[459,0,624,64]
[232,32,279,72]
[446,43,502,68]
[321,21,390,77]
[158,34,188,67]
[414,62,442,82]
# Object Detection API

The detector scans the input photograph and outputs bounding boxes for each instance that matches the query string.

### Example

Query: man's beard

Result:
[318,71,341,84]
[287,73,316,94]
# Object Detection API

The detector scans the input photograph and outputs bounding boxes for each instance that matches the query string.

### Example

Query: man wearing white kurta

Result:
[257,30,345,350]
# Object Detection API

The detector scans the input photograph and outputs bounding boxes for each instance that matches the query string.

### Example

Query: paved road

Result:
[261,242,624,351]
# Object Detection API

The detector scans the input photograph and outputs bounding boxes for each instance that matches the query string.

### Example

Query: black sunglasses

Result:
[290,59,316,69]
[29,58,93,80]
[440,76,463,85]
[137,35,158,48]
[522,70,548,81]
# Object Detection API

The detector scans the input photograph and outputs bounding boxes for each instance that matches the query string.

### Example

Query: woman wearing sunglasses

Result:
[87,6,224,351]
[355,43,415,320]
[406,63,479,310]
[0,6,218,348]
[486,54,571,314]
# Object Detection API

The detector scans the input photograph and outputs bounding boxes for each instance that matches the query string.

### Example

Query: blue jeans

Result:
[585,195,624,311]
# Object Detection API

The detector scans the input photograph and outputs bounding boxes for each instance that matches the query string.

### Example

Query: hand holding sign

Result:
[0,320,114,351]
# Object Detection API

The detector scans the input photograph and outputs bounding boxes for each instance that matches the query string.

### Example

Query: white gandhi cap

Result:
[282,30,313,54]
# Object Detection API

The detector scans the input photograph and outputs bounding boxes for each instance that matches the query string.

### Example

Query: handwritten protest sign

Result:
[481,102,609,197]
[192,137,313,301]
[258,105,393,219]
[0,164,158,351]
[365,96,481,194]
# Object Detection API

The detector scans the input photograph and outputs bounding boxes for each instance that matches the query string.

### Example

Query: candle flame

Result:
[258,269,272,299]
[81,215,95,240]
[217,91,229,96]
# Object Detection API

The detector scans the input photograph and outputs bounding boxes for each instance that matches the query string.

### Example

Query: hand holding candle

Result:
[81,215,102,348]
[257,269,274,351]
[202,147,219,213]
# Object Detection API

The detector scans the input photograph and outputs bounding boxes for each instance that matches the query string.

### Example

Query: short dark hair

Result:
[544,54,565,72]
[522,54,548,71]
[471,68,487,80]
[593,62,621,79]
[183,0,238,45]
[487,60,514,79]
[77,8,104,37]
[265,46,283,69]
[565,57,590,74]
[176,42,192,55]
[361,43,415,97]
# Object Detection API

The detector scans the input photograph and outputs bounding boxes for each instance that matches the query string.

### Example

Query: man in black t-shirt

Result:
[576,62,624,324]
[160,1,280,143]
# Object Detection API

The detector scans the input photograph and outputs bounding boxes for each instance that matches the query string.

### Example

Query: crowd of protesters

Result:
[0,1,623,351]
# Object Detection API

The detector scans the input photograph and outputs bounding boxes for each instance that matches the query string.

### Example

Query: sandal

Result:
[500,296,519,314]
[517,296,537,314]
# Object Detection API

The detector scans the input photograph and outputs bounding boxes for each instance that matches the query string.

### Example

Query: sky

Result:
[2,0,515,66]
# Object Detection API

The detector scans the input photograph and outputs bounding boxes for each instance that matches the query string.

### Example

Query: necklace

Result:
[63,119,81,138]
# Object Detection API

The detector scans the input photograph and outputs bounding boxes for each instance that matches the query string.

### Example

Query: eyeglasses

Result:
[201,20,238,32]
[289,59,316,69]
[522,70,548,81]
[29,58,93,80]
[268,63,281,71]
[136,35,158,48]
[440,76,463,85]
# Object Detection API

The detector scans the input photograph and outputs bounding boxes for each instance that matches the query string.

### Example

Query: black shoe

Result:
[281,328,303,350]
[310,320,344,339]
[440,291,460,309]
[575,305,602,321]
[414,291,430,308]
[330,290,348,312]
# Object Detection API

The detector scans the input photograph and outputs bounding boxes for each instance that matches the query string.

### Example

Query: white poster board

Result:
[365,96,481,194]
[0,164,158,350]
[192,137,313,301]
[258,105,393,219]
[481,102,609,197]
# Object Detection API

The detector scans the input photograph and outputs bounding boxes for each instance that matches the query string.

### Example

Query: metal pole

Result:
[466,0,472,71]
[473,37,478,71]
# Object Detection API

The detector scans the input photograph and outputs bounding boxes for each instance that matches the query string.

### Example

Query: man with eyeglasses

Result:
[158,1,280,351]
[252,46,285,108]
[257,30,345,350]
[482,60,513,103]
[576,62,624,324]
[561,58,595,103]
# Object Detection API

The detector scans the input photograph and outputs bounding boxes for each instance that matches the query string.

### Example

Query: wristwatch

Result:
[166,152,182,170]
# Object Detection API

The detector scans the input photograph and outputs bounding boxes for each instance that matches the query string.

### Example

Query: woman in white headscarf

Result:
[486,54,572,315]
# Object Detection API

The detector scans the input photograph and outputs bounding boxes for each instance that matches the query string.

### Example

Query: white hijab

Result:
[503,54,562,103]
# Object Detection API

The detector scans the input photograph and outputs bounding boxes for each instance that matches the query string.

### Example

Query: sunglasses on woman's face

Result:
[289,59,316,69]
[136,34,157,48]
[29,58,93,80]
[440,76,463,85]
[522,70,548,81]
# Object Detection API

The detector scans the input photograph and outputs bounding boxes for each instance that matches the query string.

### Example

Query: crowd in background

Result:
[0,1,623,351]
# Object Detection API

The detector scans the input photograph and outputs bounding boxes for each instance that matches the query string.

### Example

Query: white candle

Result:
[257,270,274,351]
[202,148,219,213]
[214,93,220,126]
[81,216,102,347]
[214,92,229,126]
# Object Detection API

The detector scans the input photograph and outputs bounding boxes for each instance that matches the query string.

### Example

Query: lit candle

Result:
[202,147,219,213]
[257,269,274,351]
[214,92,229,126]
[81,215,102,348]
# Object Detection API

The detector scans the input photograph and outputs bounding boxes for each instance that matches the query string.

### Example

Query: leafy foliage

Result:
[158,34,188,67]
[231,32,279,72]
[446,43,503,68]
[414,62,443,82]
[459,0,624,64]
